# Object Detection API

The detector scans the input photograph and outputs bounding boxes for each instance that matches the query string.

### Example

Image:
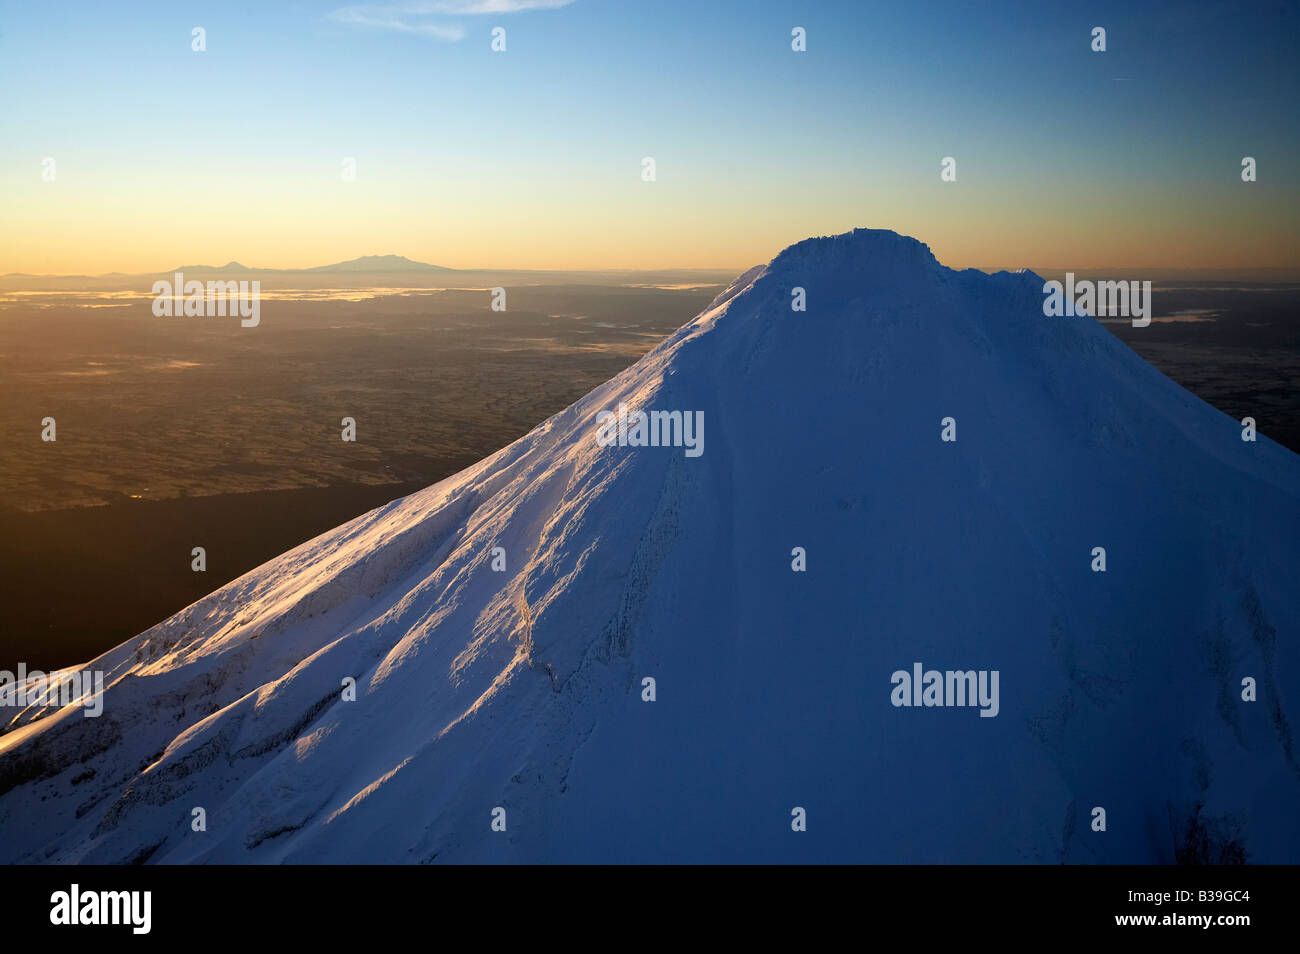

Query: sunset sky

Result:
[1,0,1296,274]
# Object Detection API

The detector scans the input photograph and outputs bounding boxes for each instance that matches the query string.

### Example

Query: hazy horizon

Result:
[6,248,1300,283]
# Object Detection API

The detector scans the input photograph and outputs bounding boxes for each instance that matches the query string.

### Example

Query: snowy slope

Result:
[2,228,1297,863]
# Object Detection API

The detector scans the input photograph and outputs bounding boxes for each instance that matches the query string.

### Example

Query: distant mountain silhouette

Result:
[306,254,453,273]
[158,255,453,275]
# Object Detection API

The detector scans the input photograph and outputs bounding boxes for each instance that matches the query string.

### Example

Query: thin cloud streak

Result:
[328,0,575,41]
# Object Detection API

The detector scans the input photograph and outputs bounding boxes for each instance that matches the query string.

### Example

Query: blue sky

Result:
[1,0,1296,271]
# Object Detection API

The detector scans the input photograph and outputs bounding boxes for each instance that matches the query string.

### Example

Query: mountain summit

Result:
[306,254,451,272]
[159,254,450,275]
[2,228,1297,863]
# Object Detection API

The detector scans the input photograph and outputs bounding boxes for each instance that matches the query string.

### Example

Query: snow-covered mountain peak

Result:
[771,226,942,276]
[1,228,1297,864]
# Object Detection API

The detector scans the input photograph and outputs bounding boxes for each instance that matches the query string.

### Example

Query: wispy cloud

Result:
[328,0,575,41]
